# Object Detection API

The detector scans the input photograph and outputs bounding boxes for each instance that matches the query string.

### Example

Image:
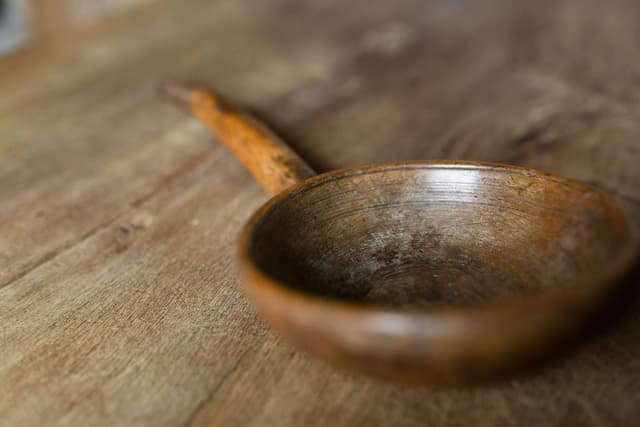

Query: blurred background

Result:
[0,0,154,54]
[3,0,637,205]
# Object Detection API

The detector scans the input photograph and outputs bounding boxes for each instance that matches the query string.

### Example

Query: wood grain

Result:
[1,0,640,425]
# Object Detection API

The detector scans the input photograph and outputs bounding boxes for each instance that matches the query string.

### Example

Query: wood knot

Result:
[112,211,154,253]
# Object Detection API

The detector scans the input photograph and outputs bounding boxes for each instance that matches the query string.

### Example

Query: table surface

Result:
[2,0,640,425]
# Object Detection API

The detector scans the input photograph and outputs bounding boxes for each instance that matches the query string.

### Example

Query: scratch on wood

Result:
[0,152,213,291]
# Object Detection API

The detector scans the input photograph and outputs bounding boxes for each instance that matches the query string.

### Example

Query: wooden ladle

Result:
[160,81,636,385]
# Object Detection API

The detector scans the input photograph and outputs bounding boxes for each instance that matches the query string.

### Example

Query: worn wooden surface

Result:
[1,0,640,425]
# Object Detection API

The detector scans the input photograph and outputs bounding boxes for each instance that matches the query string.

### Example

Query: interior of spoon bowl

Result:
[245,162,632,307]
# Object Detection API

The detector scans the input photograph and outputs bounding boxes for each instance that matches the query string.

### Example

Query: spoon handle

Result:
[159,81,315,195]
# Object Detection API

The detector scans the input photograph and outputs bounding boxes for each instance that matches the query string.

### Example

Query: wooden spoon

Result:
[160,81,637,385]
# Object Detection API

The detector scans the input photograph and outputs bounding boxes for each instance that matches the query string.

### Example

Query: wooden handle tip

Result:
[157,80,195,109]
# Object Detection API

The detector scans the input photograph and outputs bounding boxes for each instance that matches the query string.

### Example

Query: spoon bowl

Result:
[239,161,634,384]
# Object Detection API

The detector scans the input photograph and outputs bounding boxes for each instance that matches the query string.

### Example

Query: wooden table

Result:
[2,0,639,425]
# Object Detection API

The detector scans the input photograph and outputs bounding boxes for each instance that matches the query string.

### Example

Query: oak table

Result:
[1,0,640,426]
